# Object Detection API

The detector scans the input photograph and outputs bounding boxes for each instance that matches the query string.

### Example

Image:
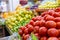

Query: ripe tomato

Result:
[59,37,60,40]
[35,21,41,26]
[18,29,23,36]
[36,16,42,21]
[40,37,47,40]
[54,7,60,12]
[48,28,59,37]
[45,21,56,28]
[28,25,34,33]
[39,27,47,36]
[34,33,40,39]
[56,22,60,29]
[24,28,29,34]
[48,37,59,40]
[32,17,37,21]
[58,29,60,36]
[45,16,55,21]
[23,34,30,40]
[29,20,35,26]
[20,27,26,31]
[39,20,45,27]
[53,12,60,17]
[48,10,55,16]
[41,11,48,17]
[55,17,60,22]
[34,26,39,33]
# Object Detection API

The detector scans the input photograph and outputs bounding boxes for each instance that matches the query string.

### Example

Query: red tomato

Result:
[58,29,60,36]
[56,22,60,29]
[18,29,23,36]
[28,25,34,33]
[48,37,59,40]
[41,11,49,17]
[24,28,29,34]
[48,28,59,37]
[45,21,56,28]
[36,16,42,21]
[54,7,60,12]
[29,20,35,26]
[58,37,60,40]
[40,37,47,40]
[20,27,26,31]
[39,20,45,27]
[39,27,47,36]
[48,10,55,16]
[55,17,60,22]
[32,17,37,21]
[34,26,39,33]
[45,16,55,21]
[23,34,30,40]
[34,33,40,39]
[53,12,60,17]
[43,14,50,20]
[34,21,41,26]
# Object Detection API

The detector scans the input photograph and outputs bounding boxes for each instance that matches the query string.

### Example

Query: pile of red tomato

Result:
[18,7,60,40]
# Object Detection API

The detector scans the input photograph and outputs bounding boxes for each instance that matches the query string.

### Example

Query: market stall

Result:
[0,0,60,40]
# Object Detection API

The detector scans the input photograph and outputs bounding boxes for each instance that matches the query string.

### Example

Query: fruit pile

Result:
[18,7,60,40]
[38,1,59,9]
[5,9,34,32]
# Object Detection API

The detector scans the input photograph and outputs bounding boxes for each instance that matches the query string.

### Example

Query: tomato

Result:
[58,29,60,36]
[43,14,50,20]
[45,16,55,21]
[48,28,59,37]
[48,10,55,16]
[45,21,56,28]
[34,26,39,33]
[39,20,45,27]
[48,37,59,40]
[35,21,41,26]
[34,33,40,39]
[39,27,47,36]
[41,11,49,17]
[32,17,37,21]
[40,37,47,40]
[24,28,29,34]
[28,25,34,33]
[53,12,60,17]
[56,22,60,29]
[54,7,60,12]
[18,29,23,36]
[29,20,35,26]
[23,34,30,40]
[20,27,26,31]
[55,17,60,22]
[36,16,42,21]
[59,37,60,40]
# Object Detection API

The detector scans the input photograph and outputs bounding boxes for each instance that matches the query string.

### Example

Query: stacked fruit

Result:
[18,7,60,40]
[5,9,34,32]
[38,1,59,9]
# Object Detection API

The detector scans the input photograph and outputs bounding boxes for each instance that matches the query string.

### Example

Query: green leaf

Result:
[31,33,38,40]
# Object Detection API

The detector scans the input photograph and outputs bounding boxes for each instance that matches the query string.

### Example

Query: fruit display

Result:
[38,1,59,9]
[5,8,34,32]
[18,7,60,40]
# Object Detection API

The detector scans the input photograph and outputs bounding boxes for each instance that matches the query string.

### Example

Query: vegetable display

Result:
[18,7,60,40]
